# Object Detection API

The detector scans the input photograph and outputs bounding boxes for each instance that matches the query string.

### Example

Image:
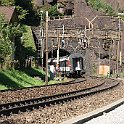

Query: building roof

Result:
[0,6,15,22]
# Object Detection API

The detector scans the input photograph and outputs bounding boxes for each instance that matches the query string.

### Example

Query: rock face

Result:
[74,0,100,20]
[34,0,124,11]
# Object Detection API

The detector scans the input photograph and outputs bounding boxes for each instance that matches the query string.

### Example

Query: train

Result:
[48,53,85,77]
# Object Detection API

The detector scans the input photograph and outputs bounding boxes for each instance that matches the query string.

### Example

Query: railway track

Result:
[0,78,102,104]
[0,79,119,117]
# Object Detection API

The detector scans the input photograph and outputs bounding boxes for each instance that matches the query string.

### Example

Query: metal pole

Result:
[40,10,44,68]
[57,29,60,79]
[57,29,60,68]
[117,39,119,77]
[45,11,49,84]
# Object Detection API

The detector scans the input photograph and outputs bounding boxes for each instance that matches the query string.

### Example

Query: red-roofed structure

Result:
[0,6,18,23]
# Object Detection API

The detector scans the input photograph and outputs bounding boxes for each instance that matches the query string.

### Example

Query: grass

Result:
[0,68,46,90]
[0,68,70,91]
[15,25,36,61]
[23,25,36,51]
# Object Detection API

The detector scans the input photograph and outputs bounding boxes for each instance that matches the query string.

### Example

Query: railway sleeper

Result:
[0,80,120,117]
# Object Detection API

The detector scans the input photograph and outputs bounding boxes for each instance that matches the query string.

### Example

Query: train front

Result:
[69,53,85,77]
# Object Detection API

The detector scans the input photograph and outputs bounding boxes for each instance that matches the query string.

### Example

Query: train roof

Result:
[48,53,84,63]
[48,55,69,63]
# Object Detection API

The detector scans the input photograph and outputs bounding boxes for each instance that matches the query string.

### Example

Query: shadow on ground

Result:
[0,72,23,89]
[21,68,45,81]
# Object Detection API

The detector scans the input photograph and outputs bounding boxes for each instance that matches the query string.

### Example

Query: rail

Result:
[0,79,119,116]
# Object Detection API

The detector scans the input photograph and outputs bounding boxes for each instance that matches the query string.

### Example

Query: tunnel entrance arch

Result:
[48,48,70,58]
[43,48,70,67]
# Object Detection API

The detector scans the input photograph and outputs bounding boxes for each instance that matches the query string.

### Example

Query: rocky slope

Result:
[102,0,124,11]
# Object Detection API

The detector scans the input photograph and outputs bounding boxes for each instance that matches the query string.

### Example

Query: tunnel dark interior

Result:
[48,49,70,58]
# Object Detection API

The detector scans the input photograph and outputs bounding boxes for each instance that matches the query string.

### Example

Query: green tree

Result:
[0,15,25,66]
[0,15,12,65]
[14,0,40,25]
[0,0,28,23]
[0,0,37,25]
[40,4,64,20]
[48,5,63,17]
[87,0,116,15]
[15,6,28,22]
[0,0,14,6]
[0,0,37,68]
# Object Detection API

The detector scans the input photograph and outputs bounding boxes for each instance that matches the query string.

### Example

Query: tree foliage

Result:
[0,16,12,64]
[87,0,116,15]
[0,0,39,25]
[0,0,28,22]
[0,0,37,69]
[15,6,28,22]
[48,5,63,17]
[0,0,14,6]
[14,0,40,25]
[40,4,64,21]
[0,14,26,65]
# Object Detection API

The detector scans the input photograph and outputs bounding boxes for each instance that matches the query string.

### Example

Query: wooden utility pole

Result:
[119,16,122,66]
[40,10,44,68]
[117,15,122,76]
[118,13,124,67]
[45,11,49,84]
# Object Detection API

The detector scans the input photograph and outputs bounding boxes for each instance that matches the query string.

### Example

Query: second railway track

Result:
[0,78,120,117]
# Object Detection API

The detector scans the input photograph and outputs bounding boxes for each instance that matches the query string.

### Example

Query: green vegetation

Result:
[0,0,40,25]
[0,0,39,68]
[0,68,70,90]
[23,26,36,51]
[0,0,70,90]
[0,68,45,90]
[14,0,40,25]
[0,0,15,6]
[14,25,36,67]
[48,5,64,17]
[0,15,32,69]
[40,4,64,20]
[0,0,39,87]
[0,15,13,67]
[86,0,116,15]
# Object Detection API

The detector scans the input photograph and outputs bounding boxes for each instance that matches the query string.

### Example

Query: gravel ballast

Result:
[0,78,123,124]
[0,78,103,104]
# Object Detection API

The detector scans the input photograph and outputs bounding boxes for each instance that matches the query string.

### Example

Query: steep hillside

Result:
[101,0,124,11]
